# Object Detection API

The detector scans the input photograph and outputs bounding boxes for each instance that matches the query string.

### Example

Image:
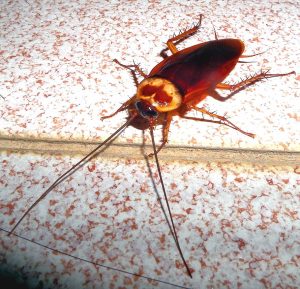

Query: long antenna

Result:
[8,115,136,236]
[1,228,191,289]
[148,122,192,278]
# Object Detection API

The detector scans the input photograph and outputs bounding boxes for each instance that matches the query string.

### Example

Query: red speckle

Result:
[65,204,75,217]
[48,208,56,217]
[238,207,246,213]
[236,238,246,250]
[9,218,16,226]
[53,117,60,124]
[185,207,192,214]
[101,195,111,203]
[133,268,144,281]
[266,178,281,189]
[259,278,271,288]
[159,234,165,244]
[170,182,177,190]
[61,259,75,272]
[49,199,58,206]
[287,113,300,121]
[0,203,15,215]
[8,54,17,59]
[271,211,279,223]
[36,79,43,85]
[221,219,232,228]
[175,260,183,269]
[89,203,96,209]
[123,277,132,286]
[285,209,298,220]
[200,258,207,268]
[20,49,31,57]
[121,205,133,213]
[206,181,214,189]
[88,163,96,172]
[55,222,64,229]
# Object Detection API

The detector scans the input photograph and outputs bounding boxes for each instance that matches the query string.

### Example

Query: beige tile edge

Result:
[0,136,299,166]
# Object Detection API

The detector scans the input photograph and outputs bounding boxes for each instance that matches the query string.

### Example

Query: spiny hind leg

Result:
[160,15,203,57]
[214,70,295,101]
[184,106,255,138]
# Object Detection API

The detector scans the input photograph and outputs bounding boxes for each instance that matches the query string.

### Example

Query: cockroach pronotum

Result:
[4,15,295,279]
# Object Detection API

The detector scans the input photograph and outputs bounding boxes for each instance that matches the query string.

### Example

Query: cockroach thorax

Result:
[137,77,182,112]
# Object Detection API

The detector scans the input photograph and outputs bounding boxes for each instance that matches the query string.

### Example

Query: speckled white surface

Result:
[0,1,300,289]
[0,0,299,151]
[1,151,300,288]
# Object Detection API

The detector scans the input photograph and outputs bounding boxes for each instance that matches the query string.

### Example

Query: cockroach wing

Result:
[149,39,245,100]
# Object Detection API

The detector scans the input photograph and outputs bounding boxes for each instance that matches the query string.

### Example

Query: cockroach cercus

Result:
[5,15,295,279]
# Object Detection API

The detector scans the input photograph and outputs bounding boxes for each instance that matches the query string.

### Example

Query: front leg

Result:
[148,112,173,157]
[101,59,148,120]
[113,59,147,87]
[101,96,136,120]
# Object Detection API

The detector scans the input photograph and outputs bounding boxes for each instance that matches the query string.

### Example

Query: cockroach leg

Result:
[102,59,147,120]
[160,15,203,57]
[214,70,295,101]
[113,59,147,84]
[148,113,173,157]
[185,106,255,138]
[101,97,135,120]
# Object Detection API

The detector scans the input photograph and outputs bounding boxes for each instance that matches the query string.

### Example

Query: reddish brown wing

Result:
[149,39,245,101]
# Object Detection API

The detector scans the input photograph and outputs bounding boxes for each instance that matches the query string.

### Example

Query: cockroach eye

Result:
[135,100,158,119]
[137,77,182,112]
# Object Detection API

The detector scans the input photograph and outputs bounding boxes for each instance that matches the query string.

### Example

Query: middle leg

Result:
[185,105,255,138]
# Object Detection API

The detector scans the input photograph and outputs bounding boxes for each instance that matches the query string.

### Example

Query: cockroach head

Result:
[136,77,182,113]
[134,100,158,119]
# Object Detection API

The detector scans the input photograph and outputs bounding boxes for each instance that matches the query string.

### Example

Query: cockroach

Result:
[5,15,295,279]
